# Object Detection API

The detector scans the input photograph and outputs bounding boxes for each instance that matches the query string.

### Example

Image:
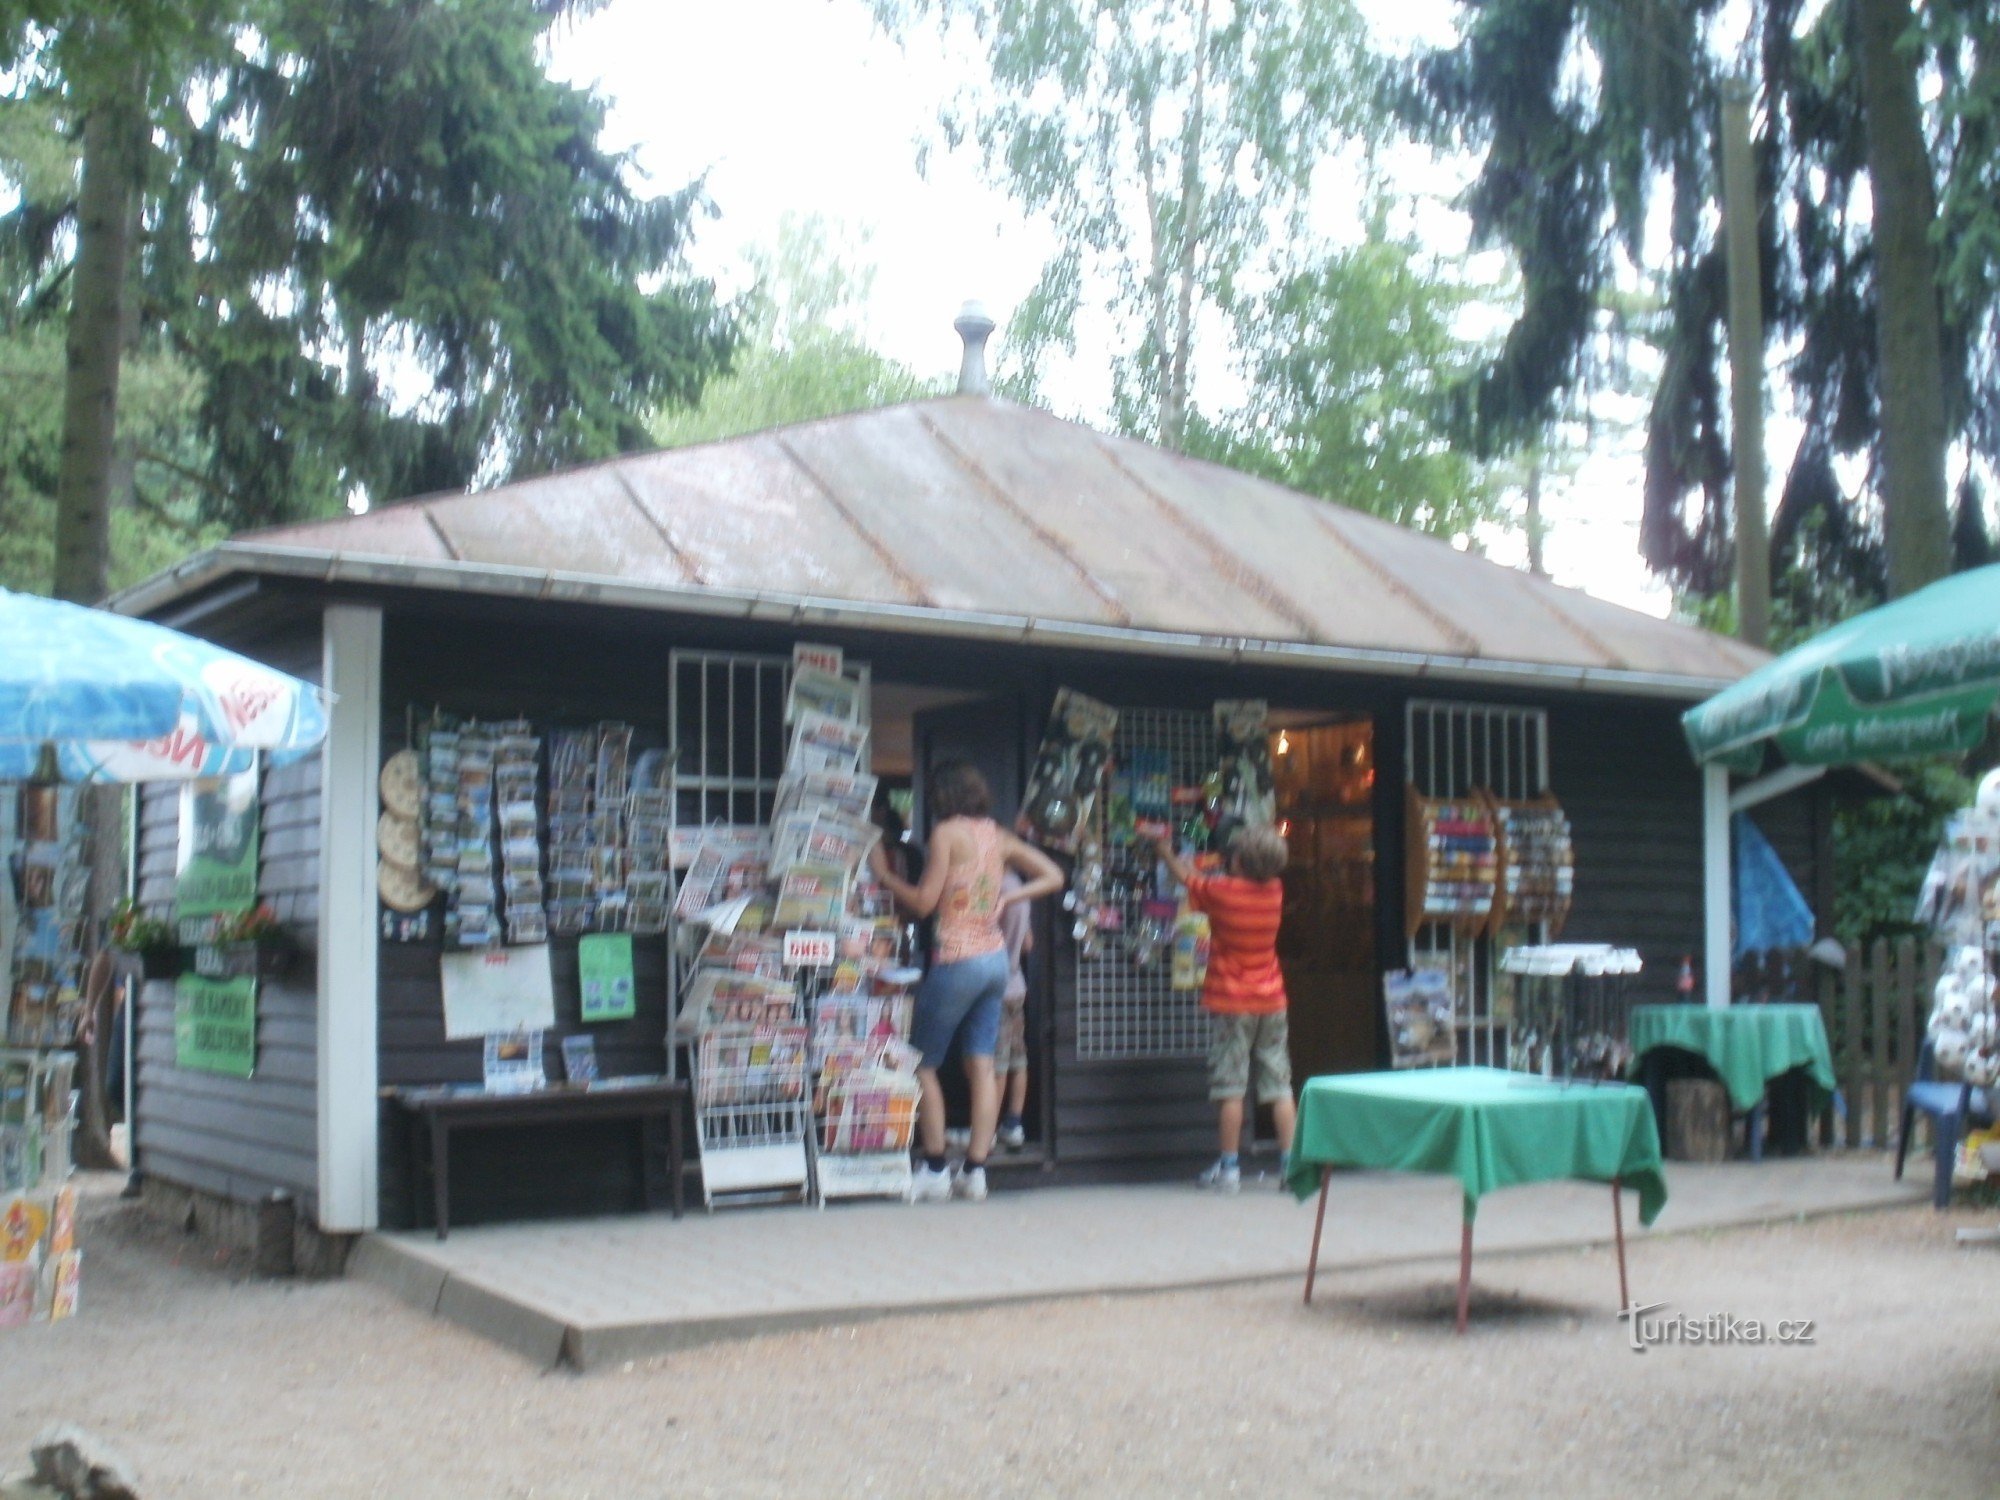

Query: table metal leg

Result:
[1303,1167,1331,1305]
[431,1119,450,1241]
[1612,1176,1630,1312]
[1455,1219,1473,1335]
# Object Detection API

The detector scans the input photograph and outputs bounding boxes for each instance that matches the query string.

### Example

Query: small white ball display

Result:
[1934,1029,1973,1077]
[1951,947,1988,985]
[1937,972,1969,1010]
[1969,1010,1998,1048]
[1964,1048,2000,1088]
[1976,766,2000,819]
[1934,991,1973,1035]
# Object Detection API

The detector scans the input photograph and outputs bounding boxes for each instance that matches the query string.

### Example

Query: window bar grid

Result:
[1404,700,1552,1070]
[1074,707,1218,1062]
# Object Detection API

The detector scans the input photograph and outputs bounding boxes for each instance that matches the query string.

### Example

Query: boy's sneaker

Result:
[911,1163,954,1202]
[997,1119,1027,1151]
[953,1164,988,1202]
[1196,1158,1241,1194]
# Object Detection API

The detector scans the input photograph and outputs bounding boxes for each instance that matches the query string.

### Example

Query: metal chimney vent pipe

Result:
[954,300,995,396]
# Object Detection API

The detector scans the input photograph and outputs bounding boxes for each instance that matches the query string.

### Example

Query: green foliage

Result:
[1404,0,1997,605]
[873,0,1380,452]
[1187,232,1503,537]
[650,217,941,448]
[0,0,737,559]
[0,321,224,596]
[1833,759,1977,950]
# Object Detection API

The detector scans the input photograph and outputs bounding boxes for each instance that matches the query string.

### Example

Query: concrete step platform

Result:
[349,1153,1924,1369]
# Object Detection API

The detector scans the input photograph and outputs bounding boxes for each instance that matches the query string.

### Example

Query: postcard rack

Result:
[1499,945,1643,1082]
[1,1048,82,1324]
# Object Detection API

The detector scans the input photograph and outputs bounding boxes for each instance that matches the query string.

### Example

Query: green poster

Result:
[176,767,262,924]
[578,933,636,1023]
[174,975,258,1078]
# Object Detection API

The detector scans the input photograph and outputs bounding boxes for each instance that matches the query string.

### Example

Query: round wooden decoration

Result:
[378,859,435,913]
[377,810,420,869]
[379,749,421,817]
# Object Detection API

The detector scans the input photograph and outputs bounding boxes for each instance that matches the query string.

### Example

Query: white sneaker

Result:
[1196,1159,1241,1194]
[953,1164,988,1202]
[997,1120,1027,1151]
[911,1163,953,1202]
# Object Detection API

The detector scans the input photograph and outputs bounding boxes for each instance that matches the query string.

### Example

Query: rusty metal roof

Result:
[120,396,1766,696]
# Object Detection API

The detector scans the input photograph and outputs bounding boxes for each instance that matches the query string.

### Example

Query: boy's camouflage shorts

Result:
[1207,1011,1292,1102]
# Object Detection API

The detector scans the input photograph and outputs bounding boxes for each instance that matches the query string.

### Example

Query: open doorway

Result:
[870,683,1044,1165]
[1269,715,1377,1078]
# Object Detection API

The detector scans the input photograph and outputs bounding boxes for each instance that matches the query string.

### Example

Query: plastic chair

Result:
[1895,1039,1993,1210]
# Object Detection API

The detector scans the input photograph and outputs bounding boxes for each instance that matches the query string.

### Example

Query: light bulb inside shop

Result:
[1275,730,1290,756]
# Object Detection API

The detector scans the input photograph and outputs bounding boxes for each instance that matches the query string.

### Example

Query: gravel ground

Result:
[3,1178,1998,1499]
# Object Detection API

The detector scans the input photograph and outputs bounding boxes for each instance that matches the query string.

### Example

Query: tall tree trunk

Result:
[1720,78,1770,647]
[1854,0,1951,597]
[1524,451,1548,578]
[1160,0,1210,455]
[54,87,145,607]
[56,76,148,1174]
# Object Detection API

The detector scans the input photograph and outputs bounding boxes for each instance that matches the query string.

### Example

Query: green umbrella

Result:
[1683,562,2000,772]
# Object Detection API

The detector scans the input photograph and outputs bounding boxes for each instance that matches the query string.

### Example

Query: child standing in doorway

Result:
[1154,823,1295,1192]
[994,871,1032,1150]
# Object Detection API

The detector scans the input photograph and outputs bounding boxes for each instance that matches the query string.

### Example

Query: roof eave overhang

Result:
[108,544,1744,703]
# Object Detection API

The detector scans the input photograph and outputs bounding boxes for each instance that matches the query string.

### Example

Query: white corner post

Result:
[1701,763,1732,1009]
[318,605,382,1231]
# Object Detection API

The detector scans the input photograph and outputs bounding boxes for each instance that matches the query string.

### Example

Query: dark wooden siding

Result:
[133,625,323,1213]
[375,612,684,1228]
[169,583,1821,1210]
[1550,696,1828,1005]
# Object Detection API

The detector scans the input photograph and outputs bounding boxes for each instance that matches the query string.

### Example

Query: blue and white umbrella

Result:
[0,587,329,782]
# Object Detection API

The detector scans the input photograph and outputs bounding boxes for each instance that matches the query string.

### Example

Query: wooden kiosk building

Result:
[111,370,1801,1254]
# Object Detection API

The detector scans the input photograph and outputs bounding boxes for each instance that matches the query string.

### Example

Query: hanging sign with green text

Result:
[175,767,262,927]
[173,974,258,1078]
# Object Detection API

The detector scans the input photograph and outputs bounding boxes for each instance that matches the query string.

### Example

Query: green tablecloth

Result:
[1284,1068,1667,1226]
[1626,1004,1836,1113]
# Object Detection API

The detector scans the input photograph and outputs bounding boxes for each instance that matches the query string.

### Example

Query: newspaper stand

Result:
[1500,944,1643,1082]
[692,1022,812,1209]
[810,977,920,1203]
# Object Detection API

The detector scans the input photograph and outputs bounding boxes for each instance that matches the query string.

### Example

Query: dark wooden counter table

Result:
[389,1079,689,1238]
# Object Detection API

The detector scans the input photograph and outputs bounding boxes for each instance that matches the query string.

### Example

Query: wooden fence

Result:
[1817,937,1940,1149]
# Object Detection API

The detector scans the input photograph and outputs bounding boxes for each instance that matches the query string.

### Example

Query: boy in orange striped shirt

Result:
[1156,823,1295,1193]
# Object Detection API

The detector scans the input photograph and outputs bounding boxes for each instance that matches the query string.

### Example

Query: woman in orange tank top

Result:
[869,761,1063,1202]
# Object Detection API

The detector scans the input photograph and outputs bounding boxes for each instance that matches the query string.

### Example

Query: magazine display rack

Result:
[1,1049,81,1325]
[810,975,921,1202]
[672,649,884,1209]
[692,1023,812,1206]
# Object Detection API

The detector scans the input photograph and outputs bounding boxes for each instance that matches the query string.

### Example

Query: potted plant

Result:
[108,901,182,980]
[224,903,296,978]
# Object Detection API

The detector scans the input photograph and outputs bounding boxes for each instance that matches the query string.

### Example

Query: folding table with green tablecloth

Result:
[1285,1068,1667,1332]
[1627,1003,1837,1158]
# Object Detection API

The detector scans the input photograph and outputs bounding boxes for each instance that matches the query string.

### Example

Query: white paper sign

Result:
[793,643,843,677]
[441,945,557,1040]
[783,930,838,969]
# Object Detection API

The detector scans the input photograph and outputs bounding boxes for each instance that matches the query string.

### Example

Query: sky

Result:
[546,0,1676,618]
